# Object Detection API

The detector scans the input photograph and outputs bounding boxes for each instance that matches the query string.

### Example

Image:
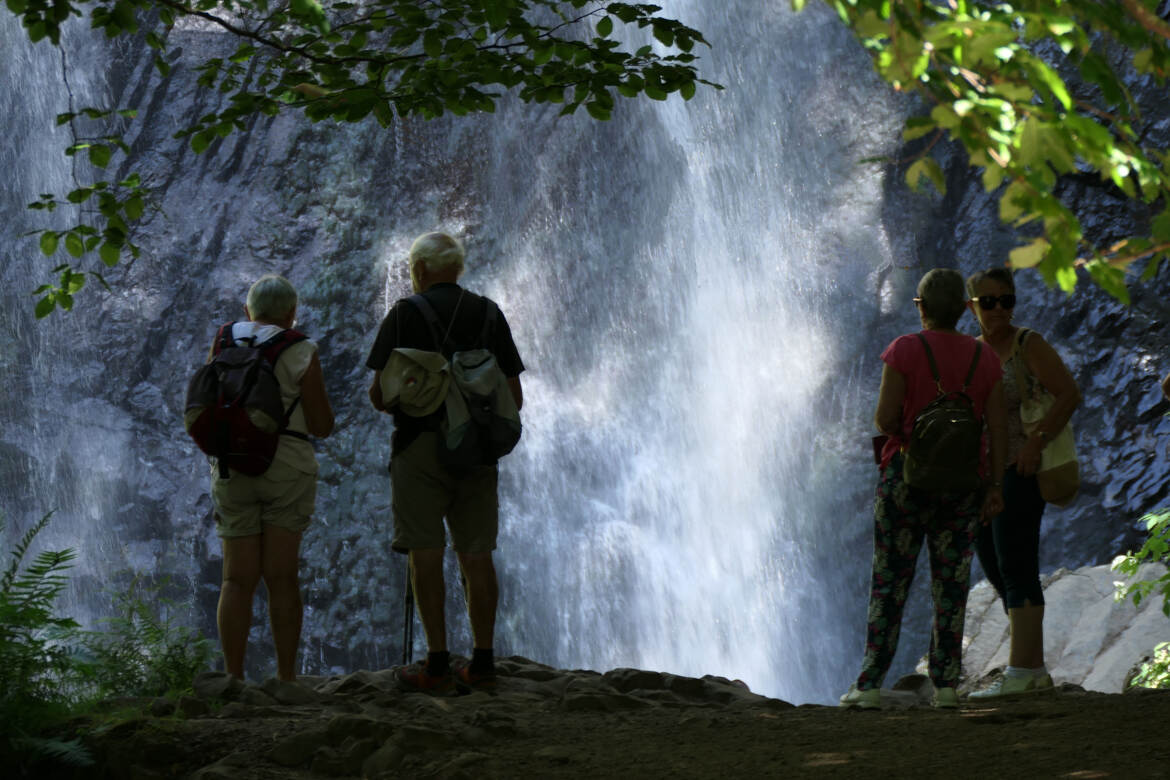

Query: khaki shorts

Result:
[211,463,317,538]
[391,432,499,553]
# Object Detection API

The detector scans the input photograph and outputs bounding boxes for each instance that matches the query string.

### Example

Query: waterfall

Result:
[0,18,142,608]
[2,3,939,705]
[471,3,914,704]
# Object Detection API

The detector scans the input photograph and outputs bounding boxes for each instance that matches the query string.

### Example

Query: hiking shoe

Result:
[968,673,1054,701]
[395,663,455,695]
[453,660,498,693]
[932,687,959,709]
[839,684,880,709]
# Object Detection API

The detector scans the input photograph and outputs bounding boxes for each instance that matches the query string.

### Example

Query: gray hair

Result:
[916,268,967,330]
[246,274,298,323]
[409,232,465,277]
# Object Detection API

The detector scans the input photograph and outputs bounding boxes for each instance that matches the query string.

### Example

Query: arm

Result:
[1016,332,1081,476]
[507,376,523,411]
[873,363,906,436]
[369,371,387,412]
[299,351,335,438]
[982,379,1007,520]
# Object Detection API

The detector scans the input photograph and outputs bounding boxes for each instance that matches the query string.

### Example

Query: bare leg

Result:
[457,551,498,650]
[1008,602,1045,669]
[261,526,303,681]
[218,533,262,680]
[410,548,448,653]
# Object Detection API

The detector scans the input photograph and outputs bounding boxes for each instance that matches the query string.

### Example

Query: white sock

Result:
[1026,666,1048,677]
[1004,666,1032,678]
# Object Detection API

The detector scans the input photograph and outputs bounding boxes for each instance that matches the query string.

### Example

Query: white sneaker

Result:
[968,673,1055,700]
[932,687,959,709]
[839,684,880,709]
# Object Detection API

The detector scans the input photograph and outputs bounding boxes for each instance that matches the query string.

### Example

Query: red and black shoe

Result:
[454,660,498,693]
[395,663,455,695]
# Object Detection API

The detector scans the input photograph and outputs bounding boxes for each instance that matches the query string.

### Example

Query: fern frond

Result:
[1,512,55,596]
[11,735,94,767]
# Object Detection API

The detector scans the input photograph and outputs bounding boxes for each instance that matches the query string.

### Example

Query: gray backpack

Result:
[902,334,984,493]
[407,294,522,473]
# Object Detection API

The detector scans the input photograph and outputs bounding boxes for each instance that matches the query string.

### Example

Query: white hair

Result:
[246,274,297,322]
[408,232,465,280]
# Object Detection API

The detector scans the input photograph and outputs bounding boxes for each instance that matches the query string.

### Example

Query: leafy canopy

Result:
[801,0,1170,301]
[7,0,715,316]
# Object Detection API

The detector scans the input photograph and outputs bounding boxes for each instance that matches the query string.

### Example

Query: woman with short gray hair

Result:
[206,274,335,682]
[840,268,1007,710]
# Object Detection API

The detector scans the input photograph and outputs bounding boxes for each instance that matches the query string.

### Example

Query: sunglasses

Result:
[975,294,1016,311]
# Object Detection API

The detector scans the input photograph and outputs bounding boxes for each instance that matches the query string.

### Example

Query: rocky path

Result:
[72,657,1170,779]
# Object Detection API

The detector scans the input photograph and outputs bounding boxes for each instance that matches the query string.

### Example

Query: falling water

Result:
[467,2,914,704]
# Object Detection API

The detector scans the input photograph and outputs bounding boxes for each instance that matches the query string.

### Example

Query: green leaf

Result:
[124,195,144,221]
[423,30,443,58]
[1022,55,1071,110]
[1086,259,1130,303]
[1009,238,1050,269]
[88,144,112,169]
[289,0,330,34]
[64,233,85,258]
[99,243,120,267]
[190,130,213,154]
[585,101,611,120]
[39,232,59,257]
[905,158,945,195]
[35,295,55,320]
[902,116,936,142]
[597,16,613,37]
[679,80,696,100]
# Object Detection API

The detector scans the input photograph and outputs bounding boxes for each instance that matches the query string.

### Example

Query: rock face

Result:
[958,562,1170,693]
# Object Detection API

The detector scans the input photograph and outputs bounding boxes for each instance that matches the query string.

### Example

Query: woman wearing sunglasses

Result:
[966,267,1081,699]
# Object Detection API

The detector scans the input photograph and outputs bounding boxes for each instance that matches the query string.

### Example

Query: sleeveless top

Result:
[1001,329,1042,466]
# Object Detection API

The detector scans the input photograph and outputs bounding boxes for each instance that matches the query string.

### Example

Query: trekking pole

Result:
[402,557,415,667]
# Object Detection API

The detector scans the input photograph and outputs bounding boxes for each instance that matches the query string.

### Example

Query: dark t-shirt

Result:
[366,283,525,455]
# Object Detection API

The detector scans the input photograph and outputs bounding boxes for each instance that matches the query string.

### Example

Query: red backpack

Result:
[184,323,308,478]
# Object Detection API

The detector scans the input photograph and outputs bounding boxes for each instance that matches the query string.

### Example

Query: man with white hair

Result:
[366,231,525,693]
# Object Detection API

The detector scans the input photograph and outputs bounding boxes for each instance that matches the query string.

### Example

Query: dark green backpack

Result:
[902,334,984,493]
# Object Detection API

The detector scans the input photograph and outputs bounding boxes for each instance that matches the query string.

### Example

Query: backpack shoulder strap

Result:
[1010,327,1032,395]
[915,332,944,394]
[212,322,237,355]
[478,298,498,350]
[405,294,446,353]
[961,341,982,392]
[258,328,309,366]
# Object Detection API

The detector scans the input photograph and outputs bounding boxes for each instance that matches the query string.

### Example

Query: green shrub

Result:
[82,574,214,699]
[0,513,92,768]
[1,513,215,772]
[1113,509,1170,690]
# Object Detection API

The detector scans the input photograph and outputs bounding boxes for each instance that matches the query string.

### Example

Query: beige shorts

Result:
[211,463,317,538]
[390,432,499,554]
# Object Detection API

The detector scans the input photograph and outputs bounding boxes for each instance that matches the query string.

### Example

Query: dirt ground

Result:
[44,662,1170,779]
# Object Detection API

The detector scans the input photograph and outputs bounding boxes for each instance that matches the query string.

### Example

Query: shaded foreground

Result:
[57,657,1170,779]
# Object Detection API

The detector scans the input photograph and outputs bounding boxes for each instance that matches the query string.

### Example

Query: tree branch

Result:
[1120,0,1170,42]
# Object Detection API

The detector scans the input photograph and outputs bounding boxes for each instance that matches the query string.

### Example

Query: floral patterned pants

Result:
[856,453,982,691]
